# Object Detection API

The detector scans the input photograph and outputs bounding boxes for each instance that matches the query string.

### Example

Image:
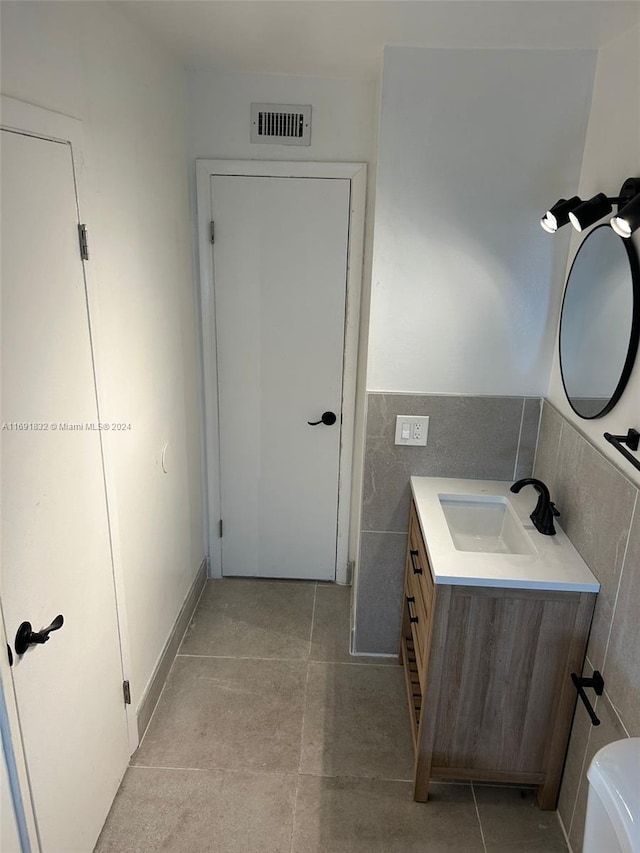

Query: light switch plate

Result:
[395,415,429,446]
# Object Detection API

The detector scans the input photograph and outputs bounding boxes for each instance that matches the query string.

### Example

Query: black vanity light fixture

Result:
[541,177,640,235]
[569,193,614,233]
[611,191,640,238]
[540,196,581,233]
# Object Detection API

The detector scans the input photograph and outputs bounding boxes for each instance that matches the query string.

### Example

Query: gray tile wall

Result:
[534,401,639,851]
[353,392,541,655]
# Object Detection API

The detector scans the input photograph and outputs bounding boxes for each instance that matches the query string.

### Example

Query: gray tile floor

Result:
[95,580,569,852]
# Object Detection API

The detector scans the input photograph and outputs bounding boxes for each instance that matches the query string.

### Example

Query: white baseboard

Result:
[136,559,207,741]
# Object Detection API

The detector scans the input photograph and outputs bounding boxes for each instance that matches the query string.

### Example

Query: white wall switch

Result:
[395,415,429,446]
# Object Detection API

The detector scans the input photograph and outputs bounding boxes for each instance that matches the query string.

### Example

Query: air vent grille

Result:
[259,111,303,138]
[251,103,311,146]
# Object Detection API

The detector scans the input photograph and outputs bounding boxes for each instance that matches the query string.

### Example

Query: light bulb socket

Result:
[568,193,612,232]
[618,177,640,208]
[611,193,640,238]
[540,196,582,232]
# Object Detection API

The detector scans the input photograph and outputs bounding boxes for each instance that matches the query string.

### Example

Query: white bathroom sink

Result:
[410,478,598,591]
[438,493,536,555]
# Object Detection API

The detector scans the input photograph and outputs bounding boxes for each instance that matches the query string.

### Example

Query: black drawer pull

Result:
[409,549,422,575]
[406,596,419,624]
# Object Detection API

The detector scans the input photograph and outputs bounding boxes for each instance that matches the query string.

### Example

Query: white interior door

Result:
[1,129,129,851]
[212,175,350,580]
[1,746,22,853]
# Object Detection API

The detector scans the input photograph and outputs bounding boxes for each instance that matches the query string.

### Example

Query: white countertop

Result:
[411,477,600,592]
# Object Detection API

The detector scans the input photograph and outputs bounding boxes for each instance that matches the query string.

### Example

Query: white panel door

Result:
[1,747,21,853]
[1,130,129,851]
[212,175,350,580]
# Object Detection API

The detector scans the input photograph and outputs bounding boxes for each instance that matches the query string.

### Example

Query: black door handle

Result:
[308,411,337,426]
[14,614,64,655]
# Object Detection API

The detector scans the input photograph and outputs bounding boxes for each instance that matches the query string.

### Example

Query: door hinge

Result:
[210,221,215,244]
[219,519,223,538]
[123,680,131,706]
[78,224,89,260]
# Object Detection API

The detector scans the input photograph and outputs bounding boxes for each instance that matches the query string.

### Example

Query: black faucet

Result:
[510,478,560,535]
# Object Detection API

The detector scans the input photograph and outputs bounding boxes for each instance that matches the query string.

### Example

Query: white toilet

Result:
[583,737,640,853]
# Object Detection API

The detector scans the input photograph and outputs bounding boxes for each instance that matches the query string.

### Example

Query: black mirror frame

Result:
[559,224,640,420]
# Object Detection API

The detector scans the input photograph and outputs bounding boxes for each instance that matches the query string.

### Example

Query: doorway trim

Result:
[196,160,366,583]
[0,96,138,760]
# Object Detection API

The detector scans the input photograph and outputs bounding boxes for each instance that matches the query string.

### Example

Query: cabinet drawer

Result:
[409,501,434,609]
[405,569,430,692]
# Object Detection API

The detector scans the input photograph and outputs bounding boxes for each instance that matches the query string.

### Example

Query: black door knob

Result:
[307,411,337,426]
[14,614,64,655]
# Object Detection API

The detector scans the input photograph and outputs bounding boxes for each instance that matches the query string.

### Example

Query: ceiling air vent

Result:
[250,103,311,146]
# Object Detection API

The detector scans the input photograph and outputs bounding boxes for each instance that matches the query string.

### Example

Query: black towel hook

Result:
[571,671,604,726]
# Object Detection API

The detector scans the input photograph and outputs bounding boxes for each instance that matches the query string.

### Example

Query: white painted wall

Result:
[188,70,377,164]
[1,2,205,712]
[547,23,640,485]
[367,47,597,395]
[188,69,379,558]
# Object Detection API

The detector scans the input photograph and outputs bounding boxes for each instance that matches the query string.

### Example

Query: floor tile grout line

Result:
[131,763,417,783]
[308,582,318,660]
[471,782,489,853]
[131,764,223,774]
[557,809,573,853]
[131,764,297,778]
[289,773,301,853]
[297,662,312,777]
[295,773,418,783]
[361,529,408,536]
[176,652,397,666]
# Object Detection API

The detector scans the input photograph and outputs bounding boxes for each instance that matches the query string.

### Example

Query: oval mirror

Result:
[559,224,640,419]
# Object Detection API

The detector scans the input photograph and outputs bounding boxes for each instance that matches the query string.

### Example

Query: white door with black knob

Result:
[211,174,350,580]
[1,126,129,851]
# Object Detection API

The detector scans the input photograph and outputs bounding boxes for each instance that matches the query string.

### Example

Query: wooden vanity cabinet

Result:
[400,499,596,809]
